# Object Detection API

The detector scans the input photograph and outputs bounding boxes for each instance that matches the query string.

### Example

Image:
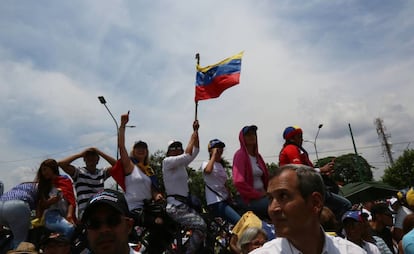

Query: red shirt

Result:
[279,143,314,167]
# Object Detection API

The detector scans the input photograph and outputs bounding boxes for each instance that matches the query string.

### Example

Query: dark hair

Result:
[270,164,326,201]
[36,159,59,200]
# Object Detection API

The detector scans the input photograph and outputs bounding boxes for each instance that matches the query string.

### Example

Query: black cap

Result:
[208,139,225,149]
[167,140,183,150]
[242,125,258,135]
[133,140,148,149]
[82,189,130,222]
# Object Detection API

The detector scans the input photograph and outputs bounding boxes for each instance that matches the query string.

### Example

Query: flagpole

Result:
[195,53,200,121]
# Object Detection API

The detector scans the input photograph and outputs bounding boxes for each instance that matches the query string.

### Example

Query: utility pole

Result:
[349,123,364,181]
[314,124,323,163]
[374,118,394,167]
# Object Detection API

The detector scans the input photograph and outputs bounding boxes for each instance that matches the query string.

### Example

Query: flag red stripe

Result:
[195,73,240,101]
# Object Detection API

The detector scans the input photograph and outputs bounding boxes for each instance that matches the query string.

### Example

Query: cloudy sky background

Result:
[1,1,413,192]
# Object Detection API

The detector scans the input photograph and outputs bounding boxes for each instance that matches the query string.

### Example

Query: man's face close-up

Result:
[85,205,132,254]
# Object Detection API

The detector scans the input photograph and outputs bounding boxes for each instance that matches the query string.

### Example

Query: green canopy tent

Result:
[339,181,398,204]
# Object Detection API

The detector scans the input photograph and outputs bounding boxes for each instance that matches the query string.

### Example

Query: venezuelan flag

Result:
[195,51,243,102]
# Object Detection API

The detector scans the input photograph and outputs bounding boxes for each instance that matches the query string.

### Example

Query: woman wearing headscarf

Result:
[232,125,269,220]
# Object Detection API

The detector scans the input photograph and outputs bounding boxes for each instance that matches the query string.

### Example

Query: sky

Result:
[1,1,413,192]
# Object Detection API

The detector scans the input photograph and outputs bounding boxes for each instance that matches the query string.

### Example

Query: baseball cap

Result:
[342,210,366,223]
[167,140,183,150]
[371,203,394,217]
[208,139,225,149]
[133,140,148,149]
[283,126,303,140]
[82,189,130,222]
[242,125,258,135]
[390,197,398,206]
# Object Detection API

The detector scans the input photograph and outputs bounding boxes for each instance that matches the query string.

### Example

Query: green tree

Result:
[382,149,414,189]
[266,162,279,175]
[148,150,235,209]
[317,153,373,184]
[149,150,167,192]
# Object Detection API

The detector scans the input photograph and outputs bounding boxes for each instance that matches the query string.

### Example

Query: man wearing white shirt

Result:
[162,120,206,253]
[250,164,366,254]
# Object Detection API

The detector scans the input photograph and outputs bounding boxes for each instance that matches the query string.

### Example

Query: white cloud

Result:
[1,0,413,191]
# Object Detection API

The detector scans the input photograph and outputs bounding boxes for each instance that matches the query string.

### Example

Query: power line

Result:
[2,137,413,166]
[0,135,116,164]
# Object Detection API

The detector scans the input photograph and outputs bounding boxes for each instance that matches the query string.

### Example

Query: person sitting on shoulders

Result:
[117,112,166,254]
[232,125,269,220]
[201,138,241,225]
[58,147,116,220]
[279,126,352,220]
[162,120,206,253]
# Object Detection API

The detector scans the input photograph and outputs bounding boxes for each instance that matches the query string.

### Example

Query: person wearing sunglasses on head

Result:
[82,189,140,254]
[117,112,166,253]
[162,120,207,253]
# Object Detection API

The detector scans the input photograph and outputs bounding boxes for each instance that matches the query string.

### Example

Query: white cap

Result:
[390,197,398,206]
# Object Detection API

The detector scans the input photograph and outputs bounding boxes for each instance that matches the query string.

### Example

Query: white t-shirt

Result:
[201,161,229,205]
[395,206,413,229]
[249,155,265,192]
[163,147,199,205]
[250,233,367,254]
[361,240,381,254]
[124,165,153,210]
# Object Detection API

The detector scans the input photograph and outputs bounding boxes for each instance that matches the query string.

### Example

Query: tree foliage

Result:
[149,150,167,192]
[266,162,279,175]
[382,149,414,189]
[316,153,373,185]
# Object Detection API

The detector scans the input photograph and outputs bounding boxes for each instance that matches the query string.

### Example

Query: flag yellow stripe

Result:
[196,51,244,72]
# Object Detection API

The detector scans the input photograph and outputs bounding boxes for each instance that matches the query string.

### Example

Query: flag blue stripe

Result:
[196,58,241,86]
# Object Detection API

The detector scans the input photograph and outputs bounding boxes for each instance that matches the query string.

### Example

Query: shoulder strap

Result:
[205,183,225,199]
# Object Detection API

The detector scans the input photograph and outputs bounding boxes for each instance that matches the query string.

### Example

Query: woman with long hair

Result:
[37,159,76,238]
[117,112,166,254]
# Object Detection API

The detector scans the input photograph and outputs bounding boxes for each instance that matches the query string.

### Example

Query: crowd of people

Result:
[1,120,414,254]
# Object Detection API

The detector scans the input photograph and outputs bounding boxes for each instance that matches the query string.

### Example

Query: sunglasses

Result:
[168,146,183,151]
[85,214,123,230]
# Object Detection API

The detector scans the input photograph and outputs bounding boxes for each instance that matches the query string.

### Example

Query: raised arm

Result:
[118,112,134,175]
[204,148,219,174]
[58,152,82,176]
[93,148,116,166]
[184,120,200,155]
